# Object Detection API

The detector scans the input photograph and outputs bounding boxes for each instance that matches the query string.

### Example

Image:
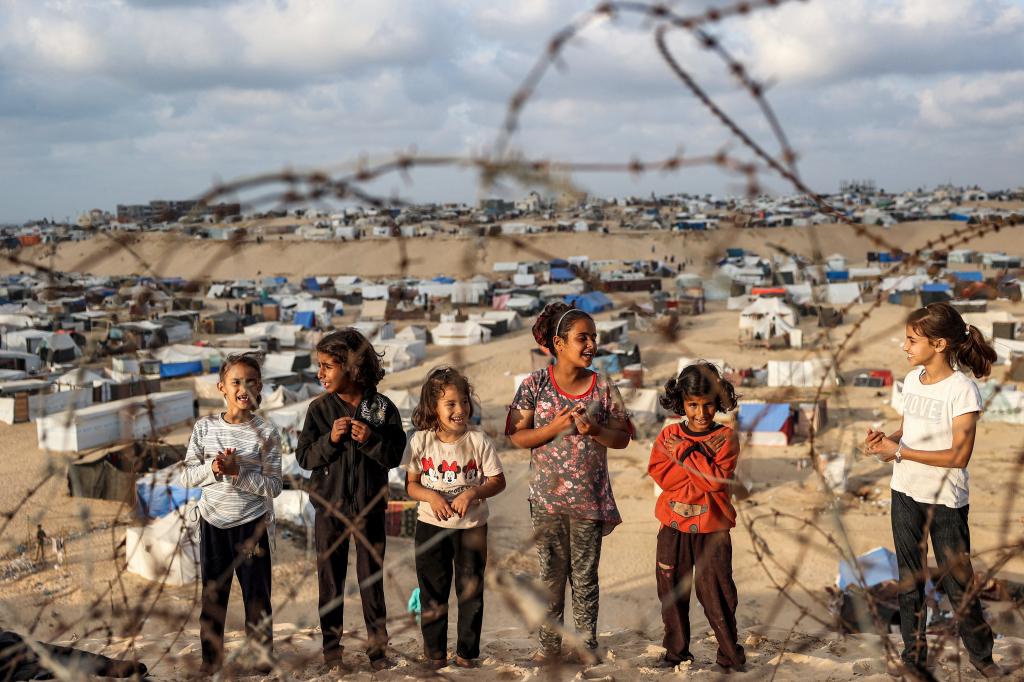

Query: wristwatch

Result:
[894,440,903,464]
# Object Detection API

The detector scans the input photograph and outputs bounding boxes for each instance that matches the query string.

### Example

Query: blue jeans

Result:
[890,489,994,670]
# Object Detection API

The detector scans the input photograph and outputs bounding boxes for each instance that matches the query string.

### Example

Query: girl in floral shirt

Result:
[507,302,632,663]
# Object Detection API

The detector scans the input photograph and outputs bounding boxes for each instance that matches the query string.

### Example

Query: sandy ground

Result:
[2,223,1024,680]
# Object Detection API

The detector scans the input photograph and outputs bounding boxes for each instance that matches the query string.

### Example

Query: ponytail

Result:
[955,324,997,379]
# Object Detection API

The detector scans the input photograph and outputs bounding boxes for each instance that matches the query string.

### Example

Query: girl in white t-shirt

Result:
[402,367,506,671]
[864,302,1000,679]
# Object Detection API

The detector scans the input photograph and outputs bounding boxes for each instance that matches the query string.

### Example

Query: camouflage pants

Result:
[531,506,604,653]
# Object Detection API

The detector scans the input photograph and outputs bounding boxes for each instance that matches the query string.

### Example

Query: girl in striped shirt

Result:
[181,353,283,675]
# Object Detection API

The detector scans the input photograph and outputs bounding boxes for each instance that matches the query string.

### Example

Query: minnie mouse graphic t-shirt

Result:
[401,428,503,529]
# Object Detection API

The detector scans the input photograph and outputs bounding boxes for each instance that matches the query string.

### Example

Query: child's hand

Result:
[865,434,898,460]
[451,489,478,517]
[330,417,352,444]
[549,406,576,435]
[662,432,685,452]
[428,492,456,522]
[571,407,602,438]
[214,448,239,476]
[350,420,371,444]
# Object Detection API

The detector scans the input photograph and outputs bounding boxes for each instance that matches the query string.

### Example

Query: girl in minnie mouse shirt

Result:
[402,367,505,670]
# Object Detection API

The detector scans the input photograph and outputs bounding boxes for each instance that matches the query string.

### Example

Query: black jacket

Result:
[296,390,406,517]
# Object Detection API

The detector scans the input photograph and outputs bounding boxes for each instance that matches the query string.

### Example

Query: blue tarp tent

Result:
[550,268,575,282]
[294,310,316,329]
[921,282,951,293]
[564,291,613,314]
[591,354,621,374]
[837,546,898,590]
[953,271,983,282]
[432,276,456,284]
[726,248,745,258]
[549,258,569,267]
[136,480,201,518]
[303,277,321,291]
[950,212,971,222]
[738,403,791,433]
[160,360,204,378]
[825,270,850,282]
[878,252,904,263]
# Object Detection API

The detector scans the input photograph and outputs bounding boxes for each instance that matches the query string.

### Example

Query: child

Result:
[648,362,745,671]
[180,353,282,675]
[865,302,1001,678]
[506,302,632,662]
[402,366,506,669]
[296,328,407,671]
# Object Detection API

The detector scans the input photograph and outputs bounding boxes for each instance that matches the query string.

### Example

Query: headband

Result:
[555,308,592,337]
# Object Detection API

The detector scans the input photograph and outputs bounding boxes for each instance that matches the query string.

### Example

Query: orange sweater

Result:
[648,422,738,534]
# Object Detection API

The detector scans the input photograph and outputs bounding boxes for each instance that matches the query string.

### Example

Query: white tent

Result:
[124,502,199,585]
[621,387,661,426]
[243,322,303,348]
[739,298,801,348]
[824,283,861,305]
[767,359,837,388]
[274,489,315,527]
[430,321,492,347]
[377,340,426,373]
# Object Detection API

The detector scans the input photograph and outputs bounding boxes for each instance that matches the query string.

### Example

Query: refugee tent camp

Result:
[738,298,802,348]
[124,501,199,585]
[430,320,492,346]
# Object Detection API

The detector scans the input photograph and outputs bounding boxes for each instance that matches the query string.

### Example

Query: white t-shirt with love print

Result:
[890,368,982,508]
[401,428,503,529]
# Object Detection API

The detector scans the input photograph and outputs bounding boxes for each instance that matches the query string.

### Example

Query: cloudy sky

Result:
[2,0,1023,222]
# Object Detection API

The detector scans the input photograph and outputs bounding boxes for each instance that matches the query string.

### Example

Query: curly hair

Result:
[412,366,475,431]
[316,328,385,389]
[659,361,739,415]
[531,301,594,354]
[907,302,997,378]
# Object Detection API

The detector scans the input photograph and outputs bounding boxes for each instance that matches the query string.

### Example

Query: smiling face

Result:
[903,324,945,368]
[682,393,718,432]
[317,351,354,394]
[218,362,261,414]
[436,385,470,435]
[554,317,598,368]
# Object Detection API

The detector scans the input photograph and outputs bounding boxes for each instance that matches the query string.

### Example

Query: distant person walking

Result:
[865,302,1002,679]
[32,525,47,563]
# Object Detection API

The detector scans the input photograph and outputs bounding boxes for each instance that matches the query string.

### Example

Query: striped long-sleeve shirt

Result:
[180,413,283,529]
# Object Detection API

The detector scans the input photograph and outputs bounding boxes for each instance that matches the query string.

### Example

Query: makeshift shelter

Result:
[136,463,201,518]
[37,390,194,452]
[595,320,629,345]
[564,291,613,314]
[739,298,801,348]
[3,330,82,364]
[621,387,661,432]
[206,310,243,334]
[0,380,92,424]
[767,359,836,388]
[430,321,491,346]
[737,402,793,446]
[67,442,184,503]
[360,299,393,322]
[124,501,199,585]
[0,350,42,374]
[824,283,861,306]
[919,282,952,306]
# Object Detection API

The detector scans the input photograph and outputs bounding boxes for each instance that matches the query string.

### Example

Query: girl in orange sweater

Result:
[648,361,745,671]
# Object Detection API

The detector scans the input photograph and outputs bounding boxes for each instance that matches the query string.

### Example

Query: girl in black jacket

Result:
[297,328,407,671]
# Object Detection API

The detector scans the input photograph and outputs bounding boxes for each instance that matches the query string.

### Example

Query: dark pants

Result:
[415,522,488,660]
[531,507,603,654]
[891,489,994,670]
[315,510,388,660]
[199,516,273,666]
[655,526,745,667]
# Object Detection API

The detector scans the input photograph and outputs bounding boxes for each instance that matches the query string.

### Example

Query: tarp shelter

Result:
[302,277,321,292]
[564,291,613,314]
[360,300,392,322]
[152,345,222,378]
[825,283,861,305]
[137,463,201,518]
[430,321,492,346]
[739,298,801,348]
[125,501,199,585]
[591,353,621,375]
[954,271,984,282]
[293,310,316,329]
[767,359,836,388]
[837,546,898,590]
[68,442,184,503]
[920,282,952,306]
[737,402,793,446]
[550,268,575,282]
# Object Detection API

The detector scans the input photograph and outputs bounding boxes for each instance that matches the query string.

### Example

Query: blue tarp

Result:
[954,271,983,282]
[160,360,203,378]
[303,277,321,292]
[738,403,791,433]
[136,482,201,518]
[550,268,575,282]
[921,282,951,292]
[837,546,898,590]
[563,291,613,314]
[432,276,455,284]
[878,252,904,263]
[950,212,971,222]
[294,310,316,329]
[591,354,621,374]
[549,258,569,267]
[825,270,850,282]
[726,248,745,258]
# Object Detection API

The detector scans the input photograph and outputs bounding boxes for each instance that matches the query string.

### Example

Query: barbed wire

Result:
[1,1,1023,680]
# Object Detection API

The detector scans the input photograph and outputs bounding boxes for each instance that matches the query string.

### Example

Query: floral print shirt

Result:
[509,365,628,533]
